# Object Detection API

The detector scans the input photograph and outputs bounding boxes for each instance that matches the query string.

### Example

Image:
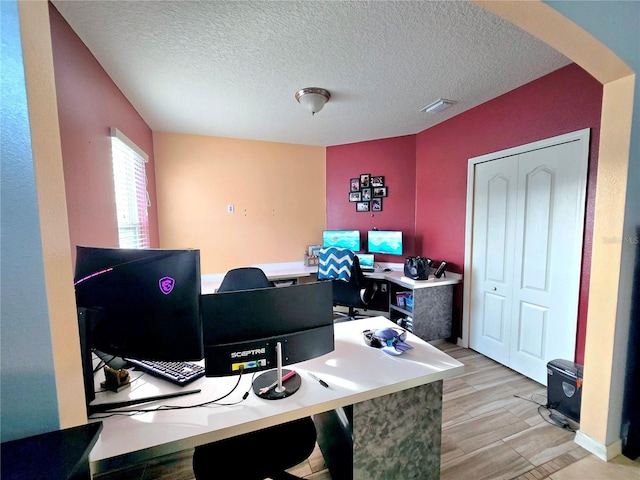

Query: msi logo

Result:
[159,276,175,295]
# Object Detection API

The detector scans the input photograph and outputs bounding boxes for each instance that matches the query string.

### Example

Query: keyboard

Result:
[126,358,205,386]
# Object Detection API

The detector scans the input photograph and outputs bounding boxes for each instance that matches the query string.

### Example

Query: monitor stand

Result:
[251,342,301,400]
[88,389,201,414]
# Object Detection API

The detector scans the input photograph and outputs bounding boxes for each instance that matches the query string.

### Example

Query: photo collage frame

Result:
[349,174,387,212]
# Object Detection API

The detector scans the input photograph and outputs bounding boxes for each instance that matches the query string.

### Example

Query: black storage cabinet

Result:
[547,359,583,422]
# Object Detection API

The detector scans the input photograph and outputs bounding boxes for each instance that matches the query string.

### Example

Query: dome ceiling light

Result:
[295,87,331,115]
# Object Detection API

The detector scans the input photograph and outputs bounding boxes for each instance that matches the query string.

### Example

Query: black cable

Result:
[537,405,576,432]
[90,368,254,418]
[512,393,546,407]
[517,397,572,430]
[514,394,576,433]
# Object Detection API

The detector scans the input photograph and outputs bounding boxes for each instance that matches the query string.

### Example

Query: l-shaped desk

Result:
[89,317,464,478]
[202,261,462,342]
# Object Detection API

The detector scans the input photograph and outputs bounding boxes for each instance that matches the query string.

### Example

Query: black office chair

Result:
[193,267,318,480]
[318,248,379,320]
[216,267,274,292]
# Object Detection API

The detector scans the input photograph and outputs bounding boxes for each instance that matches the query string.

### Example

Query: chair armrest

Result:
[360,281,379,305]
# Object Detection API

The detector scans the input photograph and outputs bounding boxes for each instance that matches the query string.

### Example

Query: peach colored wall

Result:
[153,132,326,274]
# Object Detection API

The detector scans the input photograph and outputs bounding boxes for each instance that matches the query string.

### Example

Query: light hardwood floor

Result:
[94,342,639,480]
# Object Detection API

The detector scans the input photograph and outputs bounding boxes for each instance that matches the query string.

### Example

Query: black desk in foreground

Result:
[1,422,102,480]
[88,317,464,479]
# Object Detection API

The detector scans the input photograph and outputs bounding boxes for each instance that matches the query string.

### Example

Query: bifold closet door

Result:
[469,156,518,367]
[470,135,587,385]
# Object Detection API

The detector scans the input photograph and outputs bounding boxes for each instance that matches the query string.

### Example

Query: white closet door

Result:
[469,156,518,366]
[468,130,588,385]
[509,141,585,383]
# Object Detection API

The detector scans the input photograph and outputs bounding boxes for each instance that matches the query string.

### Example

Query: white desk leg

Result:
[353,381,443,479]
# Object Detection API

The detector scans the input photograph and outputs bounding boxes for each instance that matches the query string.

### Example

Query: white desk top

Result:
[378,269,462,289]
[88,317,464,472]
[251,261,318,280]
[201,262,318,294]
[201,261,460,294]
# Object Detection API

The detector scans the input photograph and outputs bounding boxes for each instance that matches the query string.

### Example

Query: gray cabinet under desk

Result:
[385,271,461,342]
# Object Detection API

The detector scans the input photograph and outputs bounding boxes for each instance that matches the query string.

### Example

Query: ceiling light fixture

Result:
[420,98,455,114]
[295,87,331,115]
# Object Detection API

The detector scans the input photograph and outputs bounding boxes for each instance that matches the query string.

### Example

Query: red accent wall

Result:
[327,64,603,364]
[49,4,159,261]
[326,135,416,262]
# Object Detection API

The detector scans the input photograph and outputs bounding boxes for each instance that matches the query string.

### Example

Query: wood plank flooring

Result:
[93,342,639,480]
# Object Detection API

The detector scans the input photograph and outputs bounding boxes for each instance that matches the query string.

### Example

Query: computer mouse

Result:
[384,268,392,272]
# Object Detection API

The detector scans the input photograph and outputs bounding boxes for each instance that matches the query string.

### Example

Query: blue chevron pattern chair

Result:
[318,247,378,320]
[318,247,354,282]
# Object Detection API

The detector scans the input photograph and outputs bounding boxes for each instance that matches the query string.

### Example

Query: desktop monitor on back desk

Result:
[322,229,361,252]
[367,230,403,256]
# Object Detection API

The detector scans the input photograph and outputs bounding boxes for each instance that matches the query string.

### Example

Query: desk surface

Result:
[88,317,464,473]
[201,261,461,293]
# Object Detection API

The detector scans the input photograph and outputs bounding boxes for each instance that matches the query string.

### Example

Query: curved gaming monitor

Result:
[74,246,202,413]
[201,281,334,399]
[74,246,203,361]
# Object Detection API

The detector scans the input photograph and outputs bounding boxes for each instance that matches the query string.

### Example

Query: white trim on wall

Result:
[110,127,149,162]
[575,430,622,461]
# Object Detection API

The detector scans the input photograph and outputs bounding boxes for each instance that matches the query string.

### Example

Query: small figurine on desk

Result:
[101,365,131,392]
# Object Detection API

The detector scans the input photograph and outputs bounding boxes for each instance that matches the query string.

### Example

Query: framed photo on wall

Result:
[371,176,385,187]
[351,172,387,212]
[360,174,371,188]
[373,186,387,197]
[356,201,370,212]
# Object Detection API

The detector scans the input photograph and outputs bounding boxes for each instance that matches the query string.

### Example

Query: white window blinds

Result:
[110,128,150,249]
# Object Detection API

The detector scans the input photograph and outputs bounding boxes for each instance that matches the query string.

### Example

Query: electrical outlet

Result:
[227,204,234,214]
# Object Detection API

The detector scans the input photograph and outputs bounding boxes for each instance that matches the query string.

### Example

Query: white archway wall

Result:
[474,0,635,457]
[17,0,87,427]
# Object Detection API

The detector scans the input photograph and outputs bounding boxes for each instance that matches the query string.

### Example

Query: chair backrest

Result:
[217,267,271,292]
[318,247,355,282]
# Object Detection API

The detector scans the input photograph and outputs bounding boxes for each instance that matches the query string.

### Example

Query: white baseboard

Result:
[456,337,464,347]
[575,430,622,461]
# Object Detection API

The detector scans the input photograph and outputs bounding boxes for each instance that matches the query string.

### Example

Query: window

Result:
[110,128,150,248]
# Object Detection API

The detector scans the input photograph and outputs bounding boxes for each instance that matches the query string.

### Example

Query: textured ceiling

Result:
[51,1,570,147]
